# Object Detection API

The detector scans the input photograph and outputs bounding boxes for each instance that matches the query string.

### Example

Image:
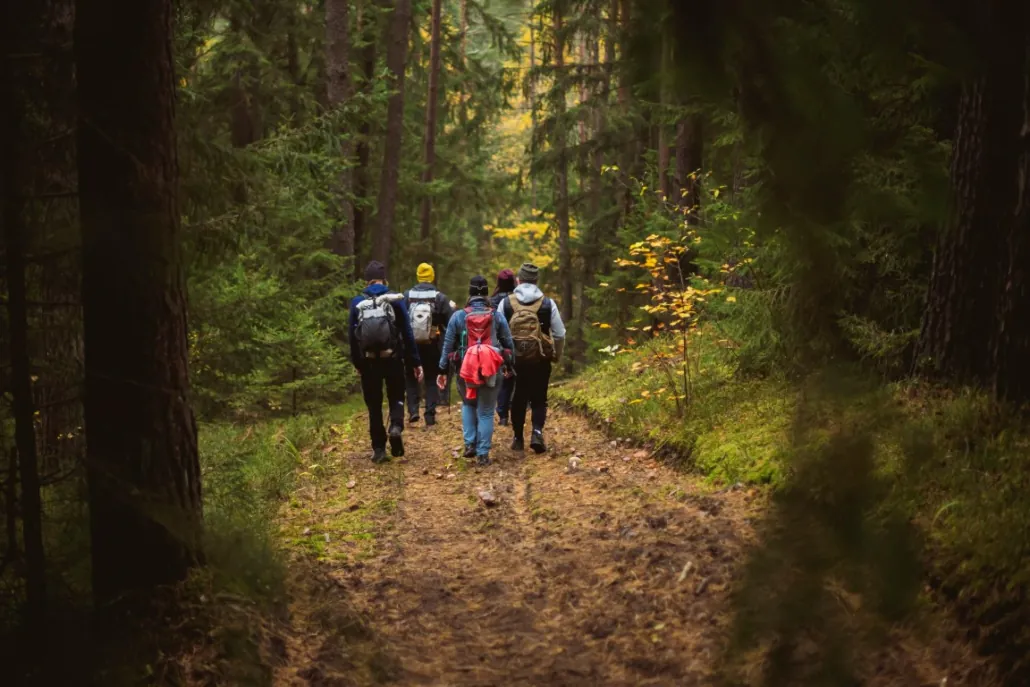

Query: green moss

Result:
[555,335,794,485]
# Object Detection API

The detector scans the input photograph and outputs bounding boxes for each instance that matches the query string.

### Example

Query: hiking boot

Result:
[425,415,436,427]
[464,444,477,458]
[388,425,404,457]
[477,454,491,467]
[511,435,525,452]
[497,415,509,427]
[371,447,389,464]
[409,413,420,424]
[530,429,547,454]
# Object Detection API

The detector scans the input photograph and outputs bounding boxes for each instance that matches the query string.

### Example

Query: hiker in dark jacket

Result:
[501,263,565,454]
[489,268,517,425]
[349,261,423,464]
[404,262,455,426]
[437,275,515,466]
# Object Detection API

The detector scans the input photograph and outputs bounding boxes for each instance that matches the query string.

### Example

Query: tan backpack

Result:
[508,294,555,363]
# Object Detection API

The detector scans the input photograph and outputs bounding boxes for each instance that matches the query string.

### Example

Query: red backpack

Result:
[458,306,501,399]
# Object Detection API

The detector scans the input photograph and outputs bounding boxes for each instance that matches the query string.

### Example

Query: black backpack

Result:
[355,293,401,354]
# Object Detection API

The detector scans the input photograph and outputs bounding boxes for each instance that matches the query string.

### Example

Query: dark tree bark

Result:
[419,0,443,243]
[75,0,203,607]
[460,0,468,66]
[617,0,634,223]
[674,115,703,223]
[529,15,537,209]
[371,0,412,271]
[554,1,574,324]
[353,2,378,265]
[991,40,1030,400]
[327,0,356,267]
[1,0,48,619]
[657,28,672,200]
[918,0,1027,388]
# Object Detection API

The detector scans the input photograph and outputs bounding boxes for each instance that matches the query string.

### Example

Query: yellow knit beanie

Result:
[416,262,435,283]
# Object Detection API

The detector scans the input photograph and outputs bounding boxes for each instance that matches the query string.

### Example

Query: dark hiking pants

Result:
[496,373,515,421]
[510,360,552,436]
[405,342,441,419]
[360,358,406,449]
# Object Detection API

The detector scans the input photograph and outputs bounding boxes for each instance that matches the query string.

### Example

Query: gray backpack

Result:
[408,289,438,345]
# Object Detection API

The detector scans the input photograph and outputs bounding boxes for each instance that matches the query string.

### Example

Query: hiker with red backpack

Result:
[349,261,423,464]
[436,275,515,466]
[502,263,566,454]
[404,262,455,427]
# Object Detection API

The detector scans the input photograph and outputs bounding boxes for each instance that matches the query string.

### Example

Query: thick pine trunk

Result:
[371,0,412,271]
[675,115,703,222]
[1,1,48,618]
[554,2,574,324]
[460,0,468,65]
[419,0,443,243]
[918,1,1027,387]
[991,34,1030,400]
[657,24,670,200]
[529,17,537,209]
[617,0,633,223]
[76,0,203,606]
[327,0,355,267]
[353,3,377,265]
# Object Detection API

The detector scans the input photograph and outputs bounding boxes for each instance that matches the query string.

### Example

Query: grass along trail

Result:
[274,407,987,686]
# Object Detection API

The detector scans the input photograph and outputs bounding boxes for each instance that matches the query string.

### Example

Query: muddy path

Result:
[274,408,986,687]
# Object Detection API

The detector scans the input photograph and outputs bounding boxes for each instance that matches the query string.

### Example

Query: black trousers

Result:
[496,373,515,419]
[360,358,406,449]
[510,360,552,435]
[405,342,441,419]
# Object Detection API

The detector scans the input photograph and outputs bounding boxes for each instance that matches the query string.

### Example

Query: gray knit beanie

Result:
[517,262,539,283]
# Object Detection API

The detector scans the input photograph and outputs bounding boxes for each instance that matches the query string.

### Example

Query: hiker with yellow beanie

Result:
[404,263,455,426]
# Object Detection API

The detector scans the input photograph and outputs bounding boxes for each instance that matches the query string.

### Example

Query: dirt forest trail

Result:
[274,407,984,687]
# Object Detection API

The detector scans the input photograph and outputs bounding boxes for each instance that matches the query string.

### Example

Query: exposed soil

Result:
[273,408,994,687]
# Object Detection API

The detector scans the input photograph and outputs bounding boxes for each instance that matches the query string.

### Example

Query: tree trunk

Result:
[918,0,1027,389]
[554,2,574,323]
[991,31,1030,400]
[675,115,702,223]
[529,16,537,209]
[75,0,203,607]
[353,2,377,265]
[657,28,672,200]
[460,0,468,65]
[0,0,48,619]
[327,0,355,268]
[419,0,443,243]
[617,0,633,222]
[371,0,412,271]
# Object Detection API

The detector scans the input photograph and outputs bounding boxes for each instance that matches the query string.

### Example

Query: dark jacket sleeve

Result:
[349,297,362,368]
[435,291,455,329]
[394,299,422,367]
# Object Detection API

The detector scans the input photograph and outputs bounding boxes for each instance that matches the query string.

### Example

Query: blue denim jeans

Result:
[457,374,501,456]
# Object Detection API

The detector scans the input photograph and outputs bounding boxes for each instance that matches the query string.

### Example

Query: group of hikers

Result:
[349,260,566,466]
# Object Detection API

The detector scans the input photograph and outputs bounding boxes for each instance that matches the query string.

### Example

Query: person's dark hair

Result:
[364,260,387,282]
[468,275,489,299]
[492,268,515,297]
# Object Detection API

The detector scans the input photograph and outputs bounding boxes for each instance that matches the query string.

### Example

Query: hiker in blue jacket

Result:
[436,275,515,466]
[349,261,422,463]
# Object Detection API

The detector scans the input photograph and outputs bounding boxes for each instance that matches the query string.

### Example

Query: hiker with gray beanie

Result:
[501,262,565,454]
